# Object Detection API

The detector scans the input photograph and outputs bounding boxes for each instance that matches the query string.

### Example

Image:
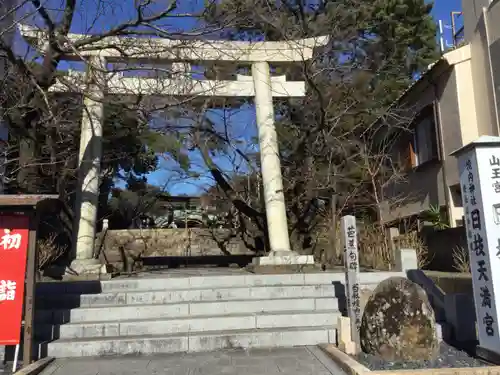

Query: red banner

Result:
[0,215,30,345]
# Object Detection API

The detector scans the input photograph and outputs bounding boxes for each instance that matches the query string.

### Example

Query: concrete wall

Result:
[469,9,499,137]
[460,0,500,137]
[438,69,461,187]
[485,0,500,136]
[462,0,494,42]
[438,48,474,226]
[454,50,478,145]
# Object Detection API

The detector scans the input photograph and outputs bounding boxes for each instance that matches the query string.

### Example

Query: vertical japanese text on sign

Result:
[341,215,361,346]
[464,157,496,338]
[0,215,30,346]
[456,147,500,354]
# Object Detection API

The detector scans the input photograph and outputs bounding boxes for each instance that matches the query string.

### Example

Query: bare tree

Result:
[187,0,439,260]
[0,0,228,257]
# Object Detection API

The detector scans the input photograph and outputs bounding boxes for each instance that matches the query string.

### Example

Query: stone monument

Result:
[452,136,500,362]
[360,277,439,361]
[340,215,361,347]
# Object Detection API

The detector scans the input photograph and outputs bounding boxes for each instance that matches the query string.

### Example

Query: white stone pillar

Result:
[72,56,106,273]
[452,136,500,361]
[251,62,313,265]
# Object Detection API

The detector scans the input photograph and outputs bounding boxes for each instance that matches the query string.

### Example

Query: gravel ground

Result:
[353,342,489,371]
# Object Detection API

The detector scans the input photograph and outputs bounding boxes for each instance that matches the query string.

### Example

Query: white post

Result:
[71,56,106,273]
[12,344,19,373]
[251,62,313,265]
[452,136,500,361]
[340,215,361,350]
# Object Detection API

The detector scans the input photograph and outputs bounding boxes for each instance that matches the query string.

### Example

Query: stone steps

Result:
[36,271,399,295]
[37,271,393,295]
[36,284,337,309]
[40,326,337,358]
[36,297,339,324]
[38,310,341,340]
[34,272,402,357]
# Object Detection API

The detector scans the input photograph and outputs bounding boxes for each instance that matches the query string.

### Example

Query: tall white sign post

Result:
[452,136,500,360]
[340,215,361,347]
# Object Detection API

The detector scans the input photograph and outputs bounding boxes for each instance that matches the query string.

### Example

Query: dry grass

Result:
[37,233,66,270]
[313,217,395,270]
[358,222,394,270]
[314,215,431,271]
[452,245,470,273]
[394,231,432,269]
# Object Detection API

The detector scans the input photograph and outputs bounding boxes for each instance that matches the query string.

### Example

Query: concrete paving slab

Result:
[39,347,347,375]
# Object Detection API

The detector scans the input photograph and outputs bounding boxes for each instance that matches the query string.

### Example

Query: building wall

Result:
[486,0,500,135]
[470,10,499,137]
[435,66,461,228]
[462,0,494,42]
[446,1,500,225]
[446,47,477,226]
[379,47,474,226]
[454,49,478,145]
[437,68,461,187]
[380,84,446,224]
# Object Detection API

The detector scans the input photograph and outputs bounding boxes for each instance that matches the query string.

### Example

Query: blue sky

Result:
[433,0,462,20]
[432,0,463,48]
[20,0,464,196]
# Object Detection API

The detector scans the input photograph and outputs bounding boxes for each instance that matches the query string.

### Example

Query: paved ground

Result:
[39,347,346,375]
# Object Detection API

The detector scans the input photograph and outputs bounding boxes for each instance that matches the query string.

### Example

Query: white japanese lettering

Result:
[0,280,16,301]
[0,229,22,250]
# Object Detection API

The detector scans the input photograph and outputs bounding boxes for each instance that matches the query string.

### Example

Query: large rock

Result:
[360,276,439,361]
[359,287,373,314]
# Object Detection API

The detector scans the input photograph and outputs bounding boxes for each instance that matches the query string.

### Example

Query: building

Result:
[152,195,220,228]
[377,0,500,231]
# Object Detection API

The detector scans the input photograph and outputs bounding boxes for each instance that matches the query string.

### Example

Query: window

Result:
[450,184,463,208]
[401,105,439,170]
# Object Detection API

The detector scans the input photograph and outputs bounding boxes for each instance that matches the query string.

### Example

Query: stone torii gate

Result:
[19,25,328,272]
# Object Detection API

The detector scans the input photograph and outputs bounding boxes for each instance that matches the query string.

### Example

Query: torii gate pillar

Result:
[251,62,313,265]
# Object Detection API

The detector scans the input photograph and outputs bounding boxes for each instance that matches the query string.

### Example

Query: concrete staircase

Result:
[34,271,400,358]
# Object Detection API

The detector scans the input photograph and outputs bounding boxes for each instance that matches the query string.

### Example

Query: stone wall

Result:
[97,228,251,265]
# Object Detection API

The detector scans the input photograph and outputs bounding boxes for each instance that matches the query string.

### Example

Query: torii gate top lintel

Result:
[18,24,329,63]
